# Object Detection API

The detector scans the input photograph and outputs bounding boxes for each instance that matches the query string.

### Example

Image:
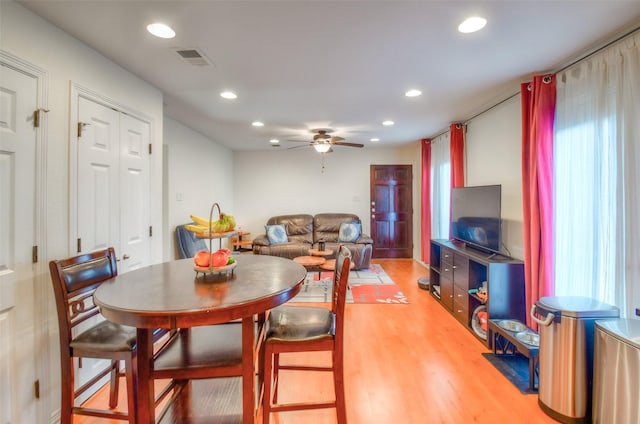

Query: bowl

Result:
[497,319,527,332]
[516,331,540,346]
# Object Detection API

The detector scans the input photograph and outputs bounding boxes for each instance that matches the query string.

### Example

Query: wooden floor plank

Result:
[74,258,556,424]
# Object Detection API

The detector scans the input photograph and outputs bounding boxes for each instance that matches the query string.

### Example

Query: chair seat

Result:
[70,320,136,352]
[153,323,244,379]
[266,306,335,342]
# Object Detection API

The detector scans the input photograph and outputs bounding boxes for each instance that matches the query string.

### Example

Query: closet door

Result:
[118,113,150,273]
[77,96,120,254]
[76,96,151,268]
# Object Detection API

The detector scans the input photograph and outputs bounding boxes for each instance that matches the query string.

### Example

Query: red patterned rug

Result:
[291,264,409,304]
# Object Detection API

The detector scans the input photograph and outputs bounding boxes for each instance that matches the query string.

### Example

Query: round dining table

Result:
[94,254,306,424]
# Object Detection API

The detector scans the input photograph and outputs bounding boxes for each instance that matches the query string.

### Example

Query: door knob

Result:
[122,254,130,260]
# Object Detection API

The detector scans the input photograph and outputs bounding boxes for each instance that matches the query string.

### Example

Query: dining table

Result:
[94,254,307,424]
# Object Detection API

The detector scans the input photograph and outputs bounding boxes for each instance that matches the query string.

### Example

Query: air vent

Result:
[174,48,212,67]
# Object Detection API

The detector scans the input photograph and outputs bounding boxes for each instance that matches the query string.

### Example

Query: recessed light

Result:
[252,121,264,127]
[269,139,280,144]
[220,91,237,99]
[405,89,422,97]
[458,17,487,34]
[146,23,176,39]
[370,138,380,142]
[382,120,395,126]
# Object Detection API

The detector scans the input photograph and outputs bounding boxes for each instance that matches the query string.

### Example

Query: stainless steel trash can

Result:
[593,319,640,423]
[531,296,619,424]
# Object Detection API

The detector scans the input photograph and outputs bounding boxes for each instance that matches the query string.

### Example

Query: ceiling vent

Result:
[174,48,212,67]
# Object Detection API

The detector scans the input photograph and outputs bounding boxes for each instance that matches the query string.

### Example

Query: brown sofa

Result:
[252,213,373,269]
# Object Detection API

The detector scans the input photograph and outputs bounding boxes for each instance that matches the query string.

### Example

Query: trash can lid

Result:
[595,319,640,349]
[537,296,619,318]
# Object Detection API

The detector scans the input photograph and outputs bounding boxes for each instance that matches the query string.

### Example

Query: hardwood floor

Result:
[75,259,557,423]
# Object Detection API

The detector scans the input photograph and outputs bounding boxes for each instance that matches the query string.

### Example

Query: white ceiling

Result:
[18,1,640,151]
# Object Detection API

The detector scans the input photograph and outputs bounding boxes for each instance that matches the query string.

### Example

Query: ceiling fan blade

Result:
[332,141,364,148]
[286,144,311,150]
[330,136,345,142]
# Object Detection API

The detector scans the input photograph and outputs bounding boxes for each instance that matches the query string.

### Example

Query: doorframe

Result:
[68,82,154,256]
[0,49,50,424]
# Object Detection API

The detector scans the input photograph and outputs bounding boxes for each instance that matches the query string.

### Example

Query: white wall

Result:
[1,2,164,421]
[233,143,422,256]
[164,117,234,259]
[465,95,524,259]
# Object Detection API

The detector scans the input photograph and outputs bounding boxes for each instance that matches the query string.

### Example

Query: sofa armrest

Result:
[253,234,270,247]
[356,234,373,244]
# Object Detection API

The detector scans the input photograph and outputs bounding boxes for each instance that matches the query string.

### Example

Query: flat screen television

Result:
[450,184,501,254]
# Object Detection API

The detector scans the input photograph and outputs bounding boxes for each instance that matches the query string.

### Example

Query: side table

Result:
[293,255,326,279]
[231,231,252,252]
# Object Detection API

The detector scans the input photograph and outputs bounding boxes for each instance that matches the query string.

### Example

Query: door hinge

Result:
[33,108,49,128]
[34,380,40,399]
[77,122,90,137]
[32,245,38,263]
[149,226,153,237]
[149,143,152,154]
[77,238,82,253]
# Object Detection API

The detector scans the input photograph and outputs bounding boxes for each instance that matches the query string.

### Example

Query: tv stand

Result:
[429,239,525,346]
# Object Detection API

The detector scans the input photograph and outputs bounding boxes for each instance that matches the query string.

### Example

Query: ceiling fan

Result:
[287,128,364,153]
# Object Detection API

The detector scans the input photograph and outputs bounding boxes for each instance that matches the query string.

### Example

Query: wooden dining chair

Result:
[262,245,351,424]
[49,247,138,423]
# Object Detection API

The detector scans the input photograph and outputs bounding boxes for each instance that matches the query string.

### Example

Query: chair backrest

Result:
[332,245,351,344]
[49,248,118,348]
[175,223,208,259]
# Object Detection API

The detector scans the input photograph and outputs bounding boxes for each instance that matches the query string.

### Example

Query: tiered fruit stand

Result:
[190,202,237,278]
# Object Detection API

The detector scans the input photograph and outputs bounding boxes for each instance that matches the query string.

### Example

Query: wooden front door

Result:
[370,165,413,258]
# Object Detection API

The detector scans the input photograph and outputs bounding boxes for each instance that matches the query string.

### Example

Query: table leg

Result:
[242,316,255,424]
[136,328,155,424]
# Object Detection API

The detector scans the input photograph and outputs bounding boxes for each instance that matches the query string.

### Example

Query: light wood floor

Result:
[76,258,557,423]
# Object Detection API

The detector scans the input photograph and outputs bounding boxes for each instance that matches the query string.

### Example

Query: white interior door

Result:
[119,113,150,273]
[0,61,38,424]
[77,96,120,254]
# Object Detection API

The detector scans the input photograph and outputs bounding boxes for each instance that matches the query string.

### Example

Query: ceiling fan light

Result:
[313,143,332,153]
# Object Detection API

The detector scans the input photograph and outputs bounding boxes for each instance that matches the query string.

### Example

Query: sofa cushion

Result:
[338,222,361,243]
[313,213,362,243]
[265,224,288,245]
[266,214,314,244]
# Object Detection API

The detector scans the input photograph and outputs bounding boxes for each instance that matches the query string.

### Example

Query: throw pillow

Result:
[265,224,288,245]
[338,222,361,243]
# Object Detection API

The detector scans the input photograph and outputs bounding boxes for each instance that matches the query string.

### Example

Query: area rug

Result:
[291,264,408,304]
[481,352,538,394]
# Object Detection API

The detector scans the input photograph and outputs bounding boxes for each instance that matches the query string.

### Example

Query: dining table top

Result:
[94,254,307,330]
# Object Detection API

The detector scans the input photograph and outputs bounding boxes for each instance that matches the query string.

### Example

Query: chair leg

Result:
[60,357,74,424]
[109,359,120,408]
[334,353,347,424]
[272,352,280,404]
[262,344,273,424]
[124,355,137,424]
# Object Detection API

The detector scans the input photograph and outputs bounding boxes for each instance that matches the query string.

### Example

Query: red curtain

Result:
[449,124,465,239]
[450,124,465,189]
[421,139,432,263]
[521,75,556,328]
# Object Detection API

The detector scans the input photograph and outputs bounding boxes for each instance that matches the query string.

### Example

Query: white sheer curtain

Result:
[430,132,451,239]
[554,31,640,318]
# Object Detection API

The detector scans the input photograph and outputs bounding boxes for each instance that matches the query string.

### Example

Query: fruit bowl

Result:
[194,261,237,276]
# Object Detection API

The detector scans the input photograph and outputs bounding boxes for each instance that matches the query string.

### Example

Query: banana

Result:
[190,213,236,232]
[184,223,209,234]
[190,214,212,227]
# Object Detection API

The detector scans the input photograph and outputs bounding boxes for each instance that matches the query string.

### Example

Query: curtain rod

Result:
[428,24,640,141]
